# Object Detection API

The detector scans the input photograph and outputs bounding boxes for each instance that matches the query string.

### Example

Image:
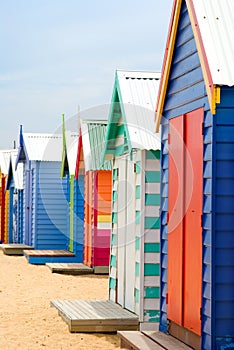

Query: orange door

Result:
[168,109,203,335]
[168,116,184,325]
[183,110,203,335]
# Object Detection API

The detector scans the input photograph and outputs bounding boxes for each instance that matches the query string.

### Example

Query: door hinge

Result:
[200,307,202,320]
[201,214,203,227]
[167,212,169,223]
[168,133,170,144]
[134,163,137,173]
[166,293,168,304]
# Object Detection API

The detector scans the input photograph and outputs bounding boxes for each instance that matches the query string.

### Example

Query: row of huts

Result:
[1,0,234,349]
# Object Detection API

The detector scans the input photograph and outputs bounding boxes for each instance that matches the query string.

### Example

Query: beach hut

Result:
[60,115,84,262]
[103,70,161,330]
[156,1,234,349]
[0,150,12,243]
[76,118,112,274]
[15,127,80,264]
[6,150,24,244]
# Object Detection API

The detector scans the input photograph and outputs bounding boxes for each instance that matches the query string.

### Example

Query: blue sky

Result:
[0,0,173,148]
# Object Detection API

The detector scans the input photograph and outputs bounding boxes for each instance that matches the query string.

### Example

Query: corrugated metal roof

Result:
[192,0,234,86]
[65,131,78,175]
[10,150,24,189]
[0,149,13,175]
[23,133,63,161]
[81,120,111,171]
[116,70,161,150]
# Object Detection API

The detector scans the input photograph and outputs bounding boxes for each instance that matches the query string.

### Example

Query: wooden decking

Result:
[46,263,94,275]
[23,250,82,265]
[51,300,139,333]
[0,244,33,256]
[118,331,193,350]
[24,250,75,257]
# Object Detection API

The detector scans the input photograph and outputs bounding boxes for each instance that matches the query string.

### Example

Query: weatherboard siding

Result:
[143,150,160,325]
[213,87,234,347]
[73,175,84,260]
[109,160,118,303]
[35,161,68,250]
[160,1,212,348]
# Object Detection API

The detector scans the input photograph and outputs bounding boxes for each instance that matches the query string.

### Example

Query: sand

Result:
[0,251,120,350]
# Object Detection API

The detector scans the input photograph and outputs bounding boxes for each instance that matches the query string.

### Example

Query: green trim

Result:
[112,191,117,202]
[135,211,140,225]
[135,288,140,303]
[109,277,116,290]
[145,171,160,183]
[145,217,160,229]
[146,150,160,160]
[144,263,160,276]
[110,255,116,268]
[111,234,117,245]
[144,287,160,299]
[113,168,118,180]
[68,175,74,252]
[135,236,140,250]
[112,212,117,224]
[136,185,141,199]
[115,74,132,153]
[135,161,141,174]
[144,243,160,253]
[116,124,125,136]
[145,193,160,206]
[144,310,160,323]
[135,262,140,277]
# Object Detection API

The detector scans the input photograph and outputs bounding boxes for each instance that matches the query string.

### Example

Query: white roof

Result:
[23,133,62,161]
[117,70,161,150]
[0,149,12,175]
[65,131,78,175]
[80,120,92,172]
[10,150,24,189]
[193,0,234,86]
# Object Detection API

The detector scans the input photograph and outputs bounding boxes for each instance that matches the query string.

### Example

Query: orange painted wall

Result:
[84,170,112,268]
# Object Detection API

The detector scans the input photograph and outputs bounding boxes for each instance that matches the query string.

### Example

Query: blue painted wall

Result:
[34,161,68,249]
[73,176,84,260]
[160,0,210,341]
[160,1,234,348]
[17,190,23,244]
[213,87,234,348]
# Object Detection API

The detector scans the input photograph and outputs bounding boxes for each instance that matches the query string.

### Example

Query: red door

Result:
[168,108,203,336]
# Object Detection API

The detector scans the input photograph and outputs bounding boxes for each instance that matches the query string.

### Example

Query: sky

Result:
[0,0,173,148]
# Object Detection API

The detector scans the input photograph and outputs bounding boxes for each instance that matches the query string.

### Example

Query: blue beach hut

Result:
[15,126,80,264]
[156,0,234,349]
[60,115,84,263]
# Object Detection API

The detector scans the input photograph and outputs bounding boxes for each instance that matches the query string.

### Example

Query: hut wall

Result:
[159,1,212,346]
[34,161,68,249]
[94,170,112,267]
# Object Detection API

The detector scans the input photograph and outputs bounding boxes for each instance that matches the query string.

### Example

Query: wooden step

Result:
[24,250,75,257]
[51,300,139,333]
[46,263,94,275]
[0,244,34,256]
[143,331,193,349]
[118,331,164,350]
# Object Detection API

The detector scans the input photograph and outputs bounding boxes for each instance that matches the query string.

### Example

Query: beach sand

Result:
[0,251,120,350]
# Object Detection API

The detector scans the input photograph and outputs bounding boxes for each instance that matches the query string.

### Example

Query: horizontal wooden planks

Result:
[118,331,164,350]
[0,244,33,255]
[46,263,94,275]
[24,250,75,257]
[51,300,139,332]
